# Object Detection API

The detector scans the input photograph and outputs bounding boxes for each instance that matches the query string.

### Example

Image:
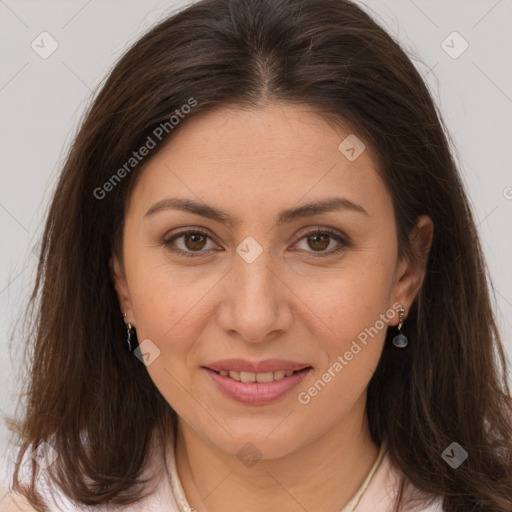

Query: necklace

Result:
[165,440,387,512]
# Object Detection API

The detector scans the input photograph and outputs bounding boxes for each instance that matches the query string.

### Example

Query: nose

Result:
[216,246,293,344]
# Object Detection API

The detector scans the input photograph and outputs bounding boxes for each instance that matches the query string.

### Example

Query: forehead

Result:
[128,103,390,219]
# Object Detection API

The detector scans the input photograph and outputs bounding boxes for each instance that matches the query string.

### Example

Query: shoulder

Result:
[355,447,445,512]
[0,488,39,512]
[1,437,179,512]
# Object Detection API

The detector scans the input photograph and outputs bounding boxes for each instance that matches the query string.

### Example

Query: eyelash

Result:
[163,227,349,259]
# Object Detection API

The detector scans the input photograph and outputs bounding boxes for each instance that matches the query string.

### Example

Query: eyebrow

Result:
[145,196,368,225]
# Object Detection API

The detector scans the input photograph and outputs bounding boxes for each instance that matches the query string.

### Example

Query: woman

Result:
[3,0,511,511]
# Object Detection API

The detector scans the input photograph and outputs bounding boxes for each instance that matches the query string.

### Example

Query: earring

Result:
[122,313,139,353]
[392,306,408,348]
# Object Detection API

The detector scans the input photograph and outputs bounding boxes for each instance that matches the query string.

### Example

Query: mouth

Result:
[202,360,313,405]
[207,368,310,383]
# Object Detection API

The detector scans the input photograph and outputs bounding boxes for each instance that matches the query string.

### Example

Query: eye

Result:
[163,228,218,258]
[163,226,350,259]
[293,227,349,257]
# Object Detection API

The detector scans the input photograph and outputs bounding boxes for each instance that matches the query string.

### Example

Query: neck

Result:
[173,394,379,512]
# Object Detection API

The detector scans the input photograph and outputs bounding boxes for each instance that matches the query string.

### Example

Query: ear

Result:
[390,215,434,325]
[109,252,136,326]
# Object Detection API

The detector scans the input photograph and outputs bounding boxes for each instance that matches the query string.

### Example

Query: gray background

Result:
[1,0,511,487]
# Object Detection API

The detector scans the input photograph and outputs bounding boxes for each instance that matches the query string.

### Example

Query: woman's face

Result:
[112,102,427,458]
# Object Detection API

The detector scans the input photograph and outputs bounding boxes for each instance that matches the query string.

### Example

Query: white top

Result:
[1,438,445,511]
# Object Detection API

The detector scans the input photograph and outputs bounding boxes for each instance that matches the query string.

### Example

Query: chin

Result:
[201,422,308,461]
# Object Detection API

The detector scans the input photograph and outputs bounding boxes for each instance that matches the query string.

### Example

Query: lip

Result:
[205,358,310,373]
[203,365,312,405]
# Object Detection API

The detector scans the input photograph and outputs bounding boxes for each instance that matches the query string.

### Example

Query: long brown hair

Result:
[8,0,512,510]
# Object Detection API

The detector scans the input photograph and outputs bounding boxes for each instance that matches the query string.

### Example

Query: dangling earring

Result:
[122,313,139,353]
[392,306,408,348]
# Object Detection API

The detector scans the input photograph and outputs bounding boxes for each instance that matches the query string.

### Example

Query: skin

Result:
[111,102,433,512]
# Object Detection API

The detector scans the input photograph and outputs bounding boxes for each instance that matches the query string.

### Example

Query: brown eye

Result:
[307,233,330,251]
[295,228,350,257]
[164,229,216,258]
[183,232,207,251]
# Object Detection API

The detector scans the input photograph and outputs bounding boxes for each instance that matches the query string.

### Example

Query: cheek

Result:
[292,272,393,415]
[292,249,396,344]
[289,245,396,398]
[124,237,203,332]
[123,254,208,417]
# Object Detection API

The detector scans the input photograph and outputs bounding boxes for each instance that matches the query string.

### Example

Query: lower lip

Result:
[204,367,311,405]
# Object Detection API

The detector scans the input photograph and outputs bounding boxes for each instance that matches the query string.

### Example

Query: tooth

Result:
[229,371,241,381]
[224,369,299,382]
[240,371,256,383]
[256,372,274,383]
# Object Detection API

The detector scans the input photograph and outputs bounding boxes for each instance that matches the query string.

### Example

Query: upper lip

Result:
[205,358,311,373]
